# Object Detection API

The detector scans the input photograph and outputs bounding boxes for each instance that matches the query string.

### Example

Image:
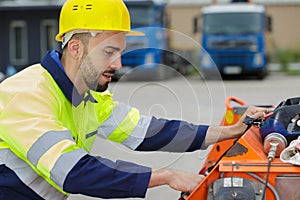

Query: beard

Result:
[96,69,115,92]
[96,82,109,92]
[79,51,116,93]
[79,53,102,92]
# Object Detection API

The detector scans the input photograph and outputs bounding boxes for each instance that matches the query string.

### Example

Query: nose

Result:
[110,55,122,71]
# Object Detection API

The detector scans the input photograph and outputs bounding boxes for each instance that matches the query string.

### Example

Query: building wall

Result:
[167,3,300,51]
[0,6,60,73]
[167,6,202,50]
[266,4,300,50]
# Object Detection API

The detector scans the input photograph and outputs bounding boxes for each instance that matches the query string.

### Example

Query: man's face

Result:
[79,31,126,92]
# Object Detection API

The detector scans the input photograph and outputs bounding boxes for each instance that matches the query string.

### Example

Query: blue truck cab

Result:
[196,3,272,79]
[116,0,188,81]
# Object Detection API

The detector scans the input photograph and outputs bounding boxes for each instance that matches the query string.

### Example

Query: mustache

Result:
[102,70,116,74]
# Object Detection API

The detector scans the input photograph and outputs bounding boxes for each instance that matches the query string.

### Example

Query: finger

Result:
[250,111,266,119]
[255,107,269,114]
[187,175,203,192]
[245,106,268,117]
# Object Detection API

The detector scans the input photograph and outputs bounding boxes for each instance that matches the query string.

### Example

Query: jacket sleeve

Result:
[97,101,209,153]
[135,117,209,152]
[64,155,151,198]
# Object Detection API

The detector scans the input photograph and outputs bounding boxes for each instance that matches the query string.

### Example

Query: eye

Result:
[104,50,114,56]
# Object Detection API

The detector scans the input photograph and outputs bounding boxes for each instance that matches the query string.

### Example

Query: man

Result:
[0,0,267,199]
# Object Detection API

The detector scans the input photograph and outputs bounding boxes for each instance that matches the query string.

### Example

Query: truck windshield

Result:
[126,5,154,26]
[203,13,263,34]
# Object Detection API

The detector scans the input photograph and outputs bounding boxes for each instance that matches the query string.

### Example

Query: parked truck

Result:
[194,2,272,79]
[116,0,191,81]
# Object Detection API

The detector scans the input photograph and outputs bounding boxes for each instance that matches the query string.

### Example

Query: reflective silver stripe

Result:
[51,148,87,188]
[97,102,131,138]
[27,130,73,166]
[0,138,6,165]
[121,115,151,150]
[0,148,68,200]
[86,130,97,139]
[0,144,6,165]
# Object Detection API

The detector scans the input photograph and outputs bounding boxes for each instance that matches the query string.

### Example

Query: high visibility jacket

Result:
[0,50,208,199]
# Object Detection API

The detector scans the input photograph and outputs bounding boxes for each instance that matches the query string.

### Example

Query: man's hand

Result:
[148,168,204,193]
[205,106,268,145]
[233,105,268,136]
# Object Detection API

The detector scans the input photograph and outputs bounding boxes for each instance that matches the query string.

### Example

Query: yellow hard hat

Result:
[55,0,144,42]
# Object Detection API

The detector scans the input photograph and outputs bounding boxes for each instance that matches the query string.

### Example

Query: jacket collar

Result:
[41,50,97,107]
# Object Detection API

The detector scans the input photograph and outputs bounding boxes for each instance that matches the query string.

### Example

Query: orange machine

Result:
[185,96,300,200]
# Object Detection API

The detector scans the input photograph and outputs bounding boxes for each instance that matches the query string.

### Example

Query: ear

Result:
[67,38,84,60]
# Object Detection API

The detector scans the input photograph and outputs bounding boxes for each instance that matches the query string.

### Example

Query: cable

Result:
[261,159,271,200]
[261,141,278,200]
[245,172,280,200]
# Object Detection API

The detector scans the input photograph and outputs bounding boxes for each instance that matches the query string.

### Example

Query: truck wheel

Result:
[257,69,268,80]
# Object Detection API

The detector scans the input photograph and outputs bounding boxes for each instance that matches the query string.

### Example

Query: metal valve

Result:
[263,132,287,158]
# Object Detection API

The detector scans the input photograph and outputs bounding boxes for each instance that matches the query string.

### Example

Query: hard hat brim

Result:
[56,29,145,42]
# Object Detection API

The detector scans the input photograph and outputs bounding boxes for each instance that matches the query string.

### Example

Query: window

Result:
[126,4,154,26]
[40,19,59,57]
[10,20,28,65]
[203,13,263,35]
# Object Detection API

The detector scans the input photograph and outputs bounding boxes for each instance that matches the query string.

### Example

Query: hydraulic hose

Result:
[245,172,280,200]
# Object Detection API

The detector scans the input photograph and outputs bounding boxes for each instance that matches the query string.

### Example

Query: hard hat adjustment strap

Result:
[61,30,103,49]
